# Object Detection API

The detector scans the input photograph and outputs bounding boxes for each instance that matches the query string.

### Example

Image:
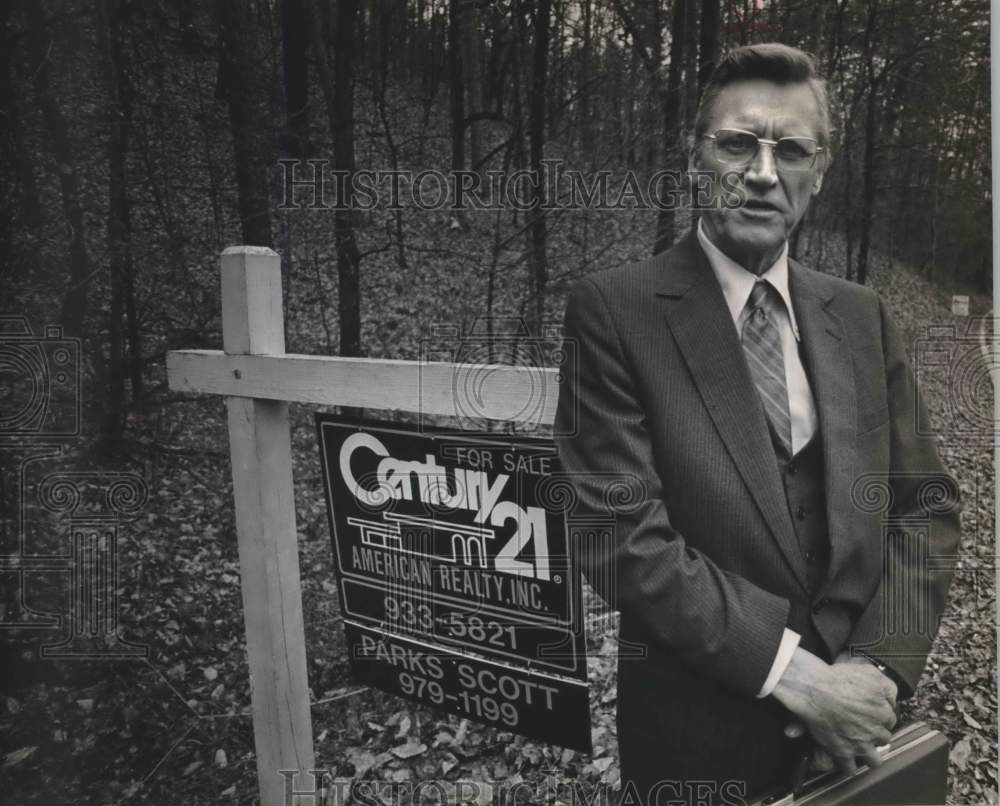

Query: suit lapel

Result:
[657,235,810,593]
[788,261,857,592]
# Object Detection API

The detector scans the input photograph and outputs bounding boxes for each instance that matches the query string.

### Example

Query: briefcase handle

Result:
[751,729,918,806]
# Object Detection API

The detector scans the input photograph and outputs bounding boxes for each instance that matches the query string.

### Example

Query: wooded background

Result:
[0,1,994,804]
[0,0,991,446]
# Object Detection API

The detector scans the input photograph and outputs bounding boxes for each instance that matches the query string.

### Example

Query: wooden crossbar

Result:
[167,351,560,423]
[165,246,561,804]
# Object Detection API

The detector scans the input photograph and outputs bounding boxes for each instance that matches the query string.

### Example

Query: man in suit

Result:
[554,43,960,805]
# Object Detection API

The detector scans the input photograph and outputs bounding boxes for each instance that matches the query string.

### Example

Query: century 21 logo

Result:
[338,432,551,580]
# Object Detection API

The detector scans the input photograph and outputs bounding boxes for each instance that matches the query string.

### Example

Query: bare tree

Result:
[0,3,42,232]
[697,0,720,100]
[97,0,140,443]
[459,0,484,172]
[215,0,274,247]
[306,0,362,356]
[281,0,311,158]
[448,0,465,174]
[24,0,94,336]
[654,0,689,254]
[528,0,552,331]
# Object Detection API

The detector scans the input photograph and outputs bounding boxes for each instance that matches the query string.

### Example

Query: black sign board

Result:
[317,417,591,752]
[346,622,591,750]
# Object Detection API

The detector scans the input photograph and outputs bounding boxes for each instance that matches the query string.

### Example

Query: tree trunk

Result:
[528,0,551,332]
[24,0,93,336]
[281,0,311,158]
[448,0,465,173]
[97,0,136,444]
[374,0,408,270]
[654,0,688,254]
[855,0,880,286]
[697,0,720,102]
[0,5,42,231]
[579,0,593,156]
[333,0,362,357]
[306,0,362,357]
[684,0,699,130]
[216,0,274,247]
[459,0,484,172]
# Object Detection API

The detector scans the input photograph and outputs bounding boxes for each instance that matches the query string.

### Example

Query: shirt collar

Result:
[696,218,801,341]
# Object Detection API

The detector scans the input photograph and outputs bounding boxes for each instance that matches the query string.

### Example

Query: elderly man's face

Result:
[692,78,826,273]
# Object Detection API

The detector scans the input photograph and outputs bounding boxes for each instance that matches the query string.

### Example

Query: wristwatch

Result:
[857,651,905,693]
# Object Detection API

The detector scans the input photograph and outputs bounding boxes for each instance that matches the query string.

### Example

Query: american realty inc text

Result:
[277,159,746,212]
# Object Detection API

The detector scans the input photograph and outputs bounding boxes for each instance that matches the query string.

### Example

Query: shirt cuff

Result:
[756,628,801,698]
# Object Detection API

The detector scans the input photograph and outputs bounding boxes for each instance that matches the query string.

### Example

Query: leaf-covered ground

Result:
[1,23,994,802]
[1,237,993,805]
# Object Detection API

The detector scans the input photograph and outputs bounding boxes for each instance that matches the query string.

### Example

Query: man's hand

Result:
[772,647,897,774]
[833,649,899,711]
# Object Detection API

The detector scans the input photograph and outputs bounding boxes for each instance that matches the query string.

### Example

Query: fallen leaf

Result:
[182,760,203,777]
[203,667,218,682]
[347,748,378,777]
[441,752,459,774]
[593,757,614,773]
[3,747,37,770]
[952,736,973,772]
[962,711,983,730]
[215,749,228,768]
[391,741,427,759]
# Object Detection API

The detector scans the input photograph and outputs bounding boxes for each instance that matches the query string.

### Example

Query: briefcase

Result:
[751,722,949,806]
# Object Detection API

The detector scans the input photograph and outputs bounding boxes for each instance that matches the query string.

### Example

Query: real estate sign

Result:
[316,417,591,751]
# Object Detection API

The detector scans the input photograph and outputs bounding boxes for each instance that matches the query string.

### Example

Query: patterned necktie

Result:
[742,281,792,457]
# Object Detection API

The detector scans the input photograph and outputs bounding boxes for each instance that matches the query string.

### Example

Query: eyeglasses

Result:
[703,128,825,172]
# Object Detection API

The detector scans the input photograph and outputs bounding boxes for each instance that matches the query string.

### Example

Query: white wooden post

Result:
[166,247,563,804]
[221,246,315,804]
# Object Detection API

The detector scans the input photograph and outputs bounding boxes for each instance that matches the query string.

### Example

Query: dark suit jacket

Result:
[554,231,960,800]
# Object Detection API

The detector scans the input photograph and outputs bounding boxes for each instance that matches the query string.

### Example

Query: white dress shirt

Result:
[696,219,816,697]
